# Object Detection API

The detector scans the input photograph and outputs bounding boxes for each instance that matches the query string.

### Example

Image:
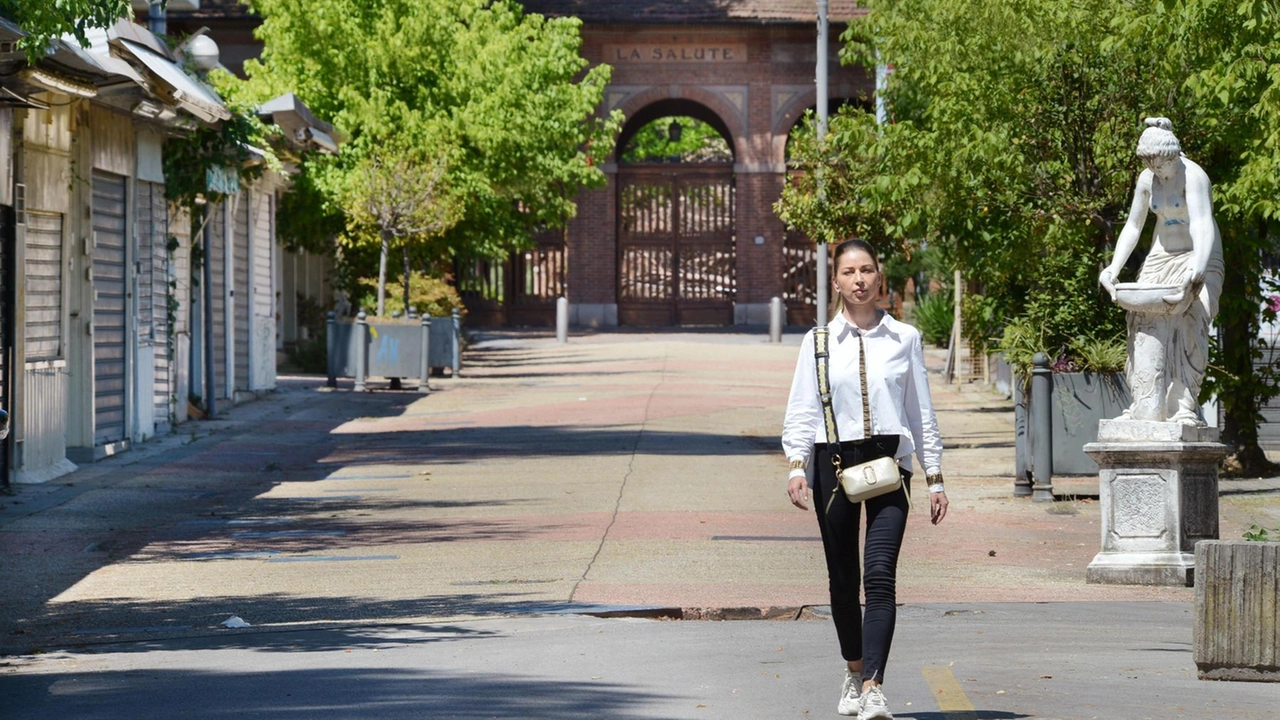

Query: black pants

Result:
[813,438,911,684]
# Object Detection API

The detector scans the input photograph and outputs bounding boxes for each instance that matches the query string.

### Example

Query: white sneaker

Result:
[858,684,893,720]
[837,670,862,716]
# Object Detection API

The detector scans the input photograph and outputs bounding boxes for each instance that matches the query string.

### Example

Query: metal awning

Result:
[51,37,146,90]
[117,38,230,123]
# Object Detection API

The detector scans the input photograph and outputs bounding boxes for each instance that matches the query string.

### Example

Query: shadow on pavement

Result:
[4,667,675,719]
[18,593,564,654]
[315,425,779,464]
[901,707,1029,712]
[0,387,417,656]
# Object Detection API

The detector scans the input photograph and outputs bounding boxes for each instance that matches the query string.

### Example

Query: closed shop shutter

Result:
[137,181,170,422]
[233,191,250,392]
[91,171,128,446]
[209,201,227,399]
[24,211,63,361]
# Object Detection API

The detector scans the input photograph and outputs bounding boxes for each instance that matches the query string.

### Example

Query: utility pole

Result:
[815,0,830,327]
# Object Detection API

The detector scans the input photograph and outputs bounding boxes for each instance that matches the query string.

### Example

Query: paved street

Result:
[2,330,1278,718]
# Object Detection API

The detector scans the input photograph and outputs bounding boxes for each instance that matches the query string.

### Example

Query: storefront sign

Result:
[604,44,748,63]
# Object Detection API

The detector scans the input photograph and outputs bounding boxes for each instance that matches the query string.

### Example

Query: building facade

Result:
[165,0,869,328]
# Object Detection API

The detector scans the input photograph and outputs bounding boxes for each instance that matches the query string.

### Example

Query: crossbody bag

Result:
[814,326,907,513]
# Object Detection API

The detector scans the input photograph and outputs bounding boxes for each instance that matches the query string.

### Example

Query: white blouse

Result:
[782,312,943,482]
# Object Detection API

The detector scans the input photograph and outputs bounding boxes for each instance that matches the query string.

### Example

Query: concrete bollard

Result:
[768,296,783,343]
[1031,352,1054,501]
[1013,384,1033,497]
[326,311,337,388]
[418,314,431,394]
[451,308,462,376]
[354,311,369,392]
[556,297,569,344]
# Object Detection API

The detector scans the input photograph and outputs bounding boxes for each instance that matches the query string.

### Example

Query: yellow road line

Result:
[921,665,977,716]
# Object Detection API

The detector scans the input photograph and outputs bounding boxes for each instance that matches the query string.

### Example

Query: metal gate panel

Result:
[783,230,817,326]
[137,182,170,424]
[91,171,128,446]
[509,228,566,327]
[618,167,735,326]
[456,256,506,327]
[209,201,227,399]
[24,211,63,360]
[233,191,250,392]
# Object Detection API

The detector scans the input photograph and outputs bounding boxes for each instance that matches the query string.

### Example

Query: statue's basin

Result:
[1114,283,1193,315]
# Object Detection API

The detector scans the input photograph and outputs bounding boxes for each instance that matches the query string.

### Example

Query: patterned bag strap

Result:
[815,328,845,513]
[857,331,873,438]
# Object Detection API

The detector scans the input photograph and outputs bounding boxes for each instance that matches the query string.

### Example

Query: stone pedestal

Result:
[1084,419,1227,586]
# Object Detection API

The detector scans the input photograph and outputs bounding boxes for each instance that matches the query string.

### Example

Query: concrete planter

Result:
[1016,371,1131,479]
[1195,540,1280,681]
[326,311,461,390]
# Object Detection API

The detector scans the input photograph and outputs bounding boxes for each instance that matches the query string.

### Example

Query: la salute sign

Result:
[604,43,749,63]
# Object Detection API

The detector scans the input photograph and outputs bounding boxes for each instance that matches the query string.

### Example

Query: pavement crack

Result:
[569,345,670,603]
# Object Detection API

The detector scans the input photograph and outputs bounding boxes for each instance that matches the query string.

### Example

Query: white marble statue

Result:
[1098,117,1224,426]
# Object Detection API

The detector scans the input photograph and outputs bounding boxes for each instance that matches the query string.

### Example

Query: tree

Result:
[782,0,1155,359]
[240,0,621,297]
[344,140,462,316]
[777,0,1280,474]
[0,0,130,61]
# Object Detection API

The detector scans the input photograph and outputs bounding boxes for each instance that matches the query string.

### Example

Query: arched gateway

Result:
[522,0,871,327]
[615,99,738,325]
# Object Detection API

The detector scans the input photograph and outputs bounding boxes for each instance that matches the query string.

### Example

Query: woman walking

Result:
[782,239,948,718]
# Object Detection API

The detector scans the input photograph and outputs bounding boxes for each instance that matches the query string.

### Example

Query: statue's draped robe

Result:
[1127,238,1224,421]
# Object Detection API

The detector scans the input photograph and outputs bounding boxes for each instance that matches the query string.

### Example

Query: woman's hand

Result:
[787,476,810,510]
[930,490,949,525]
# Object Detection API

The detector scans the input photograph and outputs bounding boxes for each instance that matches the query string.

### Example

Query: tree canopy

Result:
[0,0,130,61]
[240,0,621,269]
[777,0,1280,471]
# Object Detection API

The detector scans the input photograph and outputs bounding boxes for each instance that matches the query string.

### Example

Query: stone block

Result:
[1097,419,1220,443]
[570,303,618,329]
[1084,440,1227,586]
[733,302,771,326]
[1195,540,1280,681]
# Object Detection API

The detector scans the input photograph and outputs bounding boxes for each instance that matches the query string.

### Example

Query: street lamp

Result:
[668,119,682,143]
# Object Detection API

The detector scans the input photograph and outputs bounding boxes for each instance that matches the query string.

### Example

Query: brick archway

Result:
[610,86,747,163]
[614,96,738,326]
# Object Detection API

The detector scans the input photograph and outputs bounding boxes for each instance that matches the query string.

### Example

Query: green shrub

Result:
[288,333,328,374]
[355,272,464,318]
[997,316,1046,378]
[1070,334,1127,373]
[913,291,954,347]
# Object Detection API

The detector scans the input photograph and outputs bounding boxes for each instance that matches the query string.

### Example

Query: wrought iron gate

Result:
[617,166,735,326]
[456,228,567,327]
[783,230,817,325]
